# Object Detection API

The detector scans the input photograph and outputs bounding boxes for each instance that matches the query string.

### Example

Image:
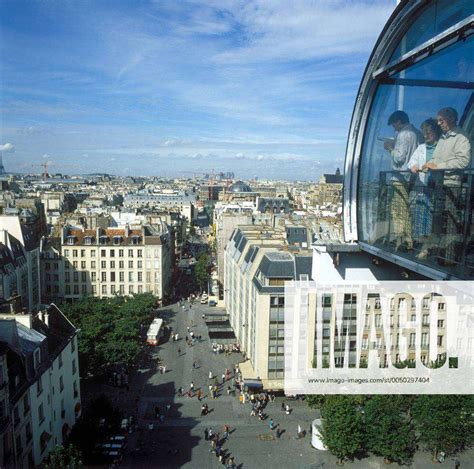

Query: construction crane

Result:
[31,161,78,181]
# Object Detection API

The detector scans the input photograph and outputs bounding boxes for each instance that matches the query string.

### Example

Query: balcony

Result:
[361,168,473,279]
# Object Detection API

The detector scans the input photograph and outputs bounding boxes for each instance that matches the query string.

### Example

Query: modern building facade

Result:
[224,226,312,389]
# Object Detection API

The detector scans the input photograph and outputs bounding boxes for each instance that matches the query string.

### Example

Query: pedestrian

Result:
[193,361,197,369]
[209,371,213,379]
[297,424,302,438]
[454,458,460,469]
[178,347,181,355]
[163,365,167,374]
[197,389,202,401]
[285,404,290,415]
[221,373,226,383]
[178,386,183,396]
[281,401,285,412]
[208,427,214,439]
[204,427,209,441]
[276,428,281,439]
[175,333,179,341]
[201,404,207,416]
[209,439,216,453]
[186,335,189,342]
[187,326,190,333]
[227,386,231,396]
[190,381,194,392]
[269,418,274,430]
[222,431,229,441]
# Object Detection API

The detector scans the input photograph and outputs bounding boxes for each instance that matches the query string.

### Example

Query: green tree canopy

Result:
[195,253,210,290]
[412,395,474,460]
[61,293,156,377]
[365,395,415,464]
[321,396,364,464]
[42,444,82,469]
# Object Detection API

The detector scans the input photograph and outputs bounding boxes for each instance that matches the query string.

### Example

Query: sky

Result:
[0,0,395,181]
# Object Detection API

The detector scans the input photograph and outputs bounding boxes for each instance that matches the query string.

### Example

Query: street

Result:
[84,301,473,469]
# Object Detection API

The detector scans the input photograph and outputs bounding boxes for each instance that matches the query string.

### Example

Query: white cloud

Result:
[0,143,15,153]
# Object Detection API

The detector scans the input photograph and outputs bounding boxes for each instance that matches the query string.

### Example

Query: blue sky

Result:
[0,0,395,180]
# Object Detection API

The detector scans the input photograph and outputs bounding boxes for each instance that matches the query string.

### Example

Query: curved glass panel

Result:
[391,0,474,61]
[358,40,474,278]
[392,36,474,84]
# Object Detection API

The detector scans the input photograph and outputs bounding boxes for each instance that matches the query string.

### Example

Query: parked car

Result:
[200,298,208,304]
[208,300,217,307]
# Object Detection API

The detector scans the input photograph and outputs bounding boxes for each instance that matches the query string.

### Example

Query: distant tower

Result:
[0,153,5,175]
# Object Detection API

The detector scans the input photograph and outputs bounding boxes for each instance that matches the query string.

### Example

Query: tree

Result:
[321,396,364,465]
[364,395,415,464]
[61,293,156,377]
[412,395,474,461]
[42,444,82,468]
[195,253,210,291]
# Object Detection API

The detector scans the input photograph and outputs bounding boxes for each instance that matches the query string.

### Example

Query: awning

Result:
[244,378,263,389]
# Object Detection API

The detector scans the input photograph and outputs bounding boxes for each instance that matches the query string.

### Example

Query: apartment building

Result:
[224,226,312,390]
[41,223,173,302]
[0,302,80,467]
[0,216,41,311]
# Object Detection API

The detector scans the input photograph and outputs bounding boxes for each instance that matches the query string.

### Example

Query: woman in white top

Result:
[407,118,442,258]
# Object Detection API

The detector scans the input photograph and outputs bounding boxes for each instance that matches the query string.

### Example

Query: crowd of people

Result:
[381,107,471,265]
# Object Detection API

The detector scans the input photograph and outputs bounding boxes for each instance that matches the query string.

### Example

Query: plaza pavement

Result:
[90,301,472,469]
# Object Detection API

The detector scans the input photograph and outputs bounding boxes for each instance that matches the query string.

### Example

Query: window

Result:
[422,314,429,326]
[23,395,29,415]
[64,249,69,257]
[128,249,133,257]
[119,272,124,282]
[111,272,116,282]
[66,285,71,294]
[73,285,79,294]
[38,403,45,423]
[129,285,134,294]
[58,353,63,368]
[91,250,96,257]
[138,272,142,281]
[119,285,125,294]
[34,349,41,369]
[37,376,43,396]
[73,272,78,282]
[111,285,116,294]
[438,319,444,328]
[409,333,416,347]
[110,249,115,257]
[101,249,106,257]
[73,249,78,257]
[137,249,143,258]
[71,337,76,352]
[72,359,77,375]
[81,249,85,257]
[110,261,115,269]
[119,260,124,269]
[421,332,428,347]
[59,376,64,392]
[129,272,134,282]
[138,260,142,268]
[119,249,124,257]
[438,335,443,346]
[73,380,79,398]
[91,261,96,269]
[81,261,86,269]
[101,272,106,282]
[356,26,474,278]
[73,261,78,269]
[101,260,106,269]
[138,285,143,293]
[129,260,133,269]
[102,285,107,294]
[91,272,96,281]
[81,272,86,282]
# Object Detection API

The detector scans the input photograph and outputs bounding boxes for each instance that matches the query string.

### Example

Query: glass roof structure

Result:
[343,0,473,280]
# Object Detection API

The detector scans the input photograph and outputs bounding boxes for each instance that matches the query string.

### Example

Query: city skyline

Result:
[0,0,395,180]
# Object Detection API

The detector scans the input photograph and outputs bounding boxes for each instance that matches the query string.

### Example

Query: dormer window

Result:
[34,349,41,369]
[113,236,122,245]
[99,236,108,245]
[131,235,140,245]
[84,236,93,245]
[66,236,75,246]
